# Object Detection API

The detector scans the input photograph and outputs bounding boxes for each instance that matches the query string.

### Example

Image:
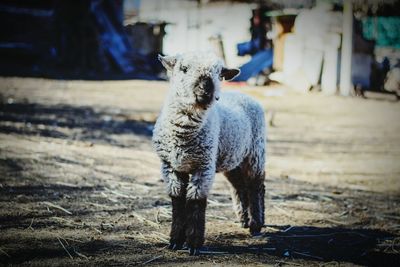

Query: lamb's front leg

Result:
[185,169,214,256]
[161,163,189,250]
[170,194,187,250]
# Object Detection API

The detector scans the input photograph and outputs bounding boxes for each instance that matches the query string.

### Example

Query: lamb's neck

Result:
[163,99,210,137]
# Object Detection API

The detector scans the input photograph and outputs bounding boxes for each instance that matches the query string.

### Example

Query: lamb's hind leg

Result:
[224,167,250,228]
[244,137,266,236]
[246,173,265,236]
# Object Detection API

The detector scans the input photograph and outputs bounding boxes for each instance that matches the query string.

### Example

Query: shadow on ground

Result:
[204,225,399,266]
[0,101,154,147]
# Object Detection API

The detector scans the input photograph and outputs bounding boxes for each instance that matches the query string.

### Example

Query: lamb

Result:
[152,52,266,255]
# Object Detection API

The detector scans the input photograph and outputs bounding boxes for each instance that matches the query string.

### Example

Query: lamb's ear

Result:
[158,54,177,71]
[221,67,240,81]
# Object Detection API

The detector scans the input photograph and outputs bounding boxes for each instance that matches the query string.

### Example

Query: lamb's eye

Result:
[180,65,188,73]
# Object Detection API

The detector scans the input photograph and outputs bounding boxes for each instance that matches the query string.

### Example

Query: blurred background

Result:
[1,1,400,266]
[0,0,399,96]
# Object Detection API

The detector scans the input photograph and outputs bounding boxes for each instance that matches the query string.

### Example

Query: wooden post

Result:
[339,0,353,96]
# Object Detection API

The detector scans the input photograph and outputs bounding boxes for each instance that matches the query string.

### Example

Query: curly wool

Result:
[152,52,266,200]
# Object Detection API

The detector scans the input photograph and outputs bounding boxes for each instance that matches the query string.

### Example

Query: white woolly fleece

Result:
[152,52,266,200]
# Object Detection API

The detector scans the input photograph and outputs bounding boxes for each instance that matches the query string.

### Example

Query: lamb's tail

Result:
[243,111,266,178]
[247,136,266,177]
[250,103,267,177]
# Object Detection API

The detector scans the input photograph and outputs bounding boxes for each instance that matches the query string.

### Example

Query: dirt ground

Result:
[0,77,399,266]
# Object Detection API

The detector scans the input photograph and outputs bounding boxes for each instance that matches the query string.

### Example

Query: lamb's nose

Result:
[201,76,214,92]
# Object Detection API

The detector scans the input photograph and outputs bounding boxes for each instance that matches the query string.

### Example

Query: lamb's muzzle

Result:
[194,75,215,106]
[152,52,266,255]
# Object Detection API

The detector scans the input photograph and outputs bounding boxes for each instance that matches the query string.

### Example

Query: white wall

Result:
[129,0,255,67]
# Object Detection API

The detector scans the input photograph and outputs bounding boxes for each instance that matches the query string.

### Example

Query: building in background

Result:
[118,0,400,96]
[125,0,255,68]
[0,0,398,97]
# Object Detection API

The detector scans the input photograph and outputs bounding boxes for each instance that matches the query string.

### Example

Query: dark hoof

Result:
[250,227,263,236]
[168,242,183,250]
[251,231,263,237]
[249,220,263,236]
[188,247,201,256]
[241,221,249,228]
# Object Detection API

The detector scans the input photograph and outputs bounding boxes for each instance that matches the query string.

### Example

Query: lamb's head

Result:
[159,52,240,109]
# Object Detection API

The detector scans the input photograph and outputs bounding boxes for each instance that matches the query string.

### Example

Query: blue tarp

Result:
[233,49,273,81]
[237,38,262,56]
